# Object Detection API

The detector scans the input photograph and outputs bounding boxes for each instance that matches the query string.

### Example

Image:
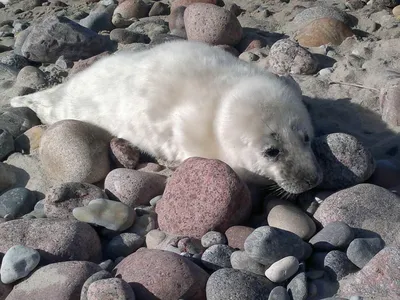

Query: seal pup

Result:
[10,40,322,194]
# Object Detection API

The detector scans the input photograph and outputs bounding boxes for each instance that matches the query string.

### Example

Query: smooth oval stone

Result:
[201,231,228,248]
[230,250,266,276]
[0,129,14,160]
[105,232,145,260]
[267,199,316,240]
[265,256,300,283]
[287,271,308,300]
[269,286,290,300]
[323,250,358,280]
[0,245,40,284]
[346,237,385,268]
[73,198,135,231]
[80,270,113,300]
[87,278,135,300]
[201,244,235,270]
[0,187,37,219]
[309,221,355,251]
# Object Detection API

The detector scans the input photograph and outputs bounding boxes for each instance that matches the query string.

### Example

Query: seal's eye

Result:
[304,134,310,143]
[264,147,280,158]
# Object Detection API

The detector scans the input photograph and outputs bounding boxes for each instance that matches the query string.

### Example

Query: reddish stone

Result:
[110,137,140,169]
[225,225,255,250]
[70,52,111,77]
[156,157,252,239]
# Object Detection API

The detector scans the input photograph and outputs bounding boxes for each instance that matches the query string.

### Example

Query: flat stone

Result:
[105,232,144,260]
[346,237,385,268]
[265,256,299,283]
[309,221,355,251]
[230,250,266,276]
[201,244,235,270]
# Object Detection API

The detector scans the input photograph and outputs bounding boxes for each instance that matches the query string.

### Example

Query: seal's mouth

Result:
[277,172,323,194]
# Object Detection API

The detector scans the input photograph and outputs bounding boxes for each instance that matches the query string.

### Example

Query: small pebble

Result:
[269,286,291,300]
[201,244,235,270]
[265,256,300,283]
[346,237,385,268]
[287,271,308,300]
[0,245,40,284]
[201,231,228,248]
[0,187,37,219]
[0,129,14,160]
[178,237,204,255]
[225,225,254,250]
[80,270,113,300]
[230,250,266,275]
[309,221,355,251]
[73,198,135,231]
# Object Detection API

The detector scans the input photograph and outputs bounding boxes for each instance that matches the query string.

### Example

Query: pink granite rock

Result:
[110,137,140,169]
[6,261,102,300]
[114,248,209,300]
[338,247,400,298]
[184,3,243,45]
[104,168,166,207]
[87,278,135,300]
[225,226,255,250]
[0,219,102,263]
[156,157,252,239]
[70,52,111,76]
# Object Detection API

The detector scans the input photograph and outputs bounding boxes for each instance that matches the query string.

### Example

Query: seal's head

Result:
[217,74,323,194]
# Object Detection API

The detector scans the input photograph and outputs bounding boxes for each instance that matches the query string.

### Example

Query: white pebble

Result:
[264,256,299,283]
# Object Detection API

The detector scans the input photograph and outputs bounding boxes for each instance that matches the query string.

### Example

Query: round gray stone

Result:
[105,232,145,260]
[309,221,355,251]
[80,270,113,300]
[201,244,235,270]
[287,271,308,300]
[0,187,37,219]
[201,231,228,248]
[230,250,265,276]
[346,237,385,268]
[269,286,290,300]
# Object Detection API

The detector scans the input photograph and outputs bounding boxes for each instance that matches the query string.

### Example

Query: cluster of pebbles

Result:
[0,0,400,299]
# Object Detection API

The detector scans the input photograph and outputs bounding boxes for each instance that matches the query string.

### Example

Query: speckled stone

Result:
[230,250,266,275]
[225,226,254,250]
[80,270,113,300]
[14,125,47,154]
[105,232,144,259]
[201,231,228,248]
[113,0,150,19]
[287,271,308,300]
[170,0,217,12]
[87,278,135,300]
[0,187,37,219]
[201,244,235,270]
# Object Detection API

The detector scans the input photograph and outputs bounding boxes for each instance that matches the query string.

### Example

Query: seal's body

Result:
[11,40,322,194]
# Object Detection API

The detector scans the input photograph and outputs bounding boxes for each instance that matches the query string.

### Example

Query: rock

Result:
[0,245,40,284]
[0,187,37,219]
[14,125,47,154]
[0,219,102,263]
[20,16,113,63]
[109,138,140,169]
[0,52,30,70]
[266,198,316,240]
[314,183,400,246]
[127,17,169,40]
[0,282,12,299]
[309,221,355,251]
[149,2,170,16]
[206,268,276,300]
[184,3,243,45]
[269,286,290,300]
[287,271,308,300]
[177,237,204,255]
[230,250,266,276]
[170,0,217,12]
[110,28,148,43]
[105,168,166,207]
[105,232,144,259]
[168,5,185,31]
[0,129,14,160]
[201,231,227,248]
[81,270,113,300]
[268,39,318,75]
[145,229,180,253]
[44,182,107,219]
[87,278,135,300]
[323,250,358,280]
[156,157,251,239]
[69,51,111,76]
[201,244,235,270]
[99,259,114,271]
[73,199,135,231]
[114,248,209,299]
[128,212,157,236]
[15,66,46,90]
[339,247,400,298]
[394,5,400,20]
[367,159,400,188]
[0,107,40,138]
[113,0,149,19]
[244,226,306,266]
[312,133,376,190]
[379,77,400,127]
[39,120,111,184]
[225,225,254,250]
[295,18,354,47]
[265,256,299,283]
[6,261,102,300]
[79,3,116,32]
[346,237,385,268]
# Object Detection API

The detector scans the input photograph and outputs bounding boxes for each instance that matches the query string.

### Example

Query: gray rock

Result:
[21,15,114,63]
[0,129,14,160]
[128,211,157,236]
[0,52,30,70]
[201,231,228,248]
[309,275,340,299]
[312,133,375,190]
[127,17,169,40]
[0,162,17,192]
[15,66,47,90]
[265,256,299,283]
[105,232,144,260]
[13,28,32,57]
[79,4,116,32]
[0,245,40,284]
[230,250,265,275]
[269,286,290,300]
[0,107,40,138]
[324,250,358,280]
[244,226,306,266]
[98,259,114,272]
[87,278,135,300]
[346,237,385,268]
[177,237,204,255]
[44,182,107,219]
[0,187,37,219]
[268,39,318,75]
[81,270,113,300]
[309,221,355,251]
[110,28,149,44]
[206,268,276,300]
[314,183,400,246]
[287,271,308,300]
[201,244,235,270]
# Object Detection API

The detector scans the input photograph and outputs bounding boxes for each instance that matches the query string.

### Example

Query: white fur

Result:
[10,40,322,193]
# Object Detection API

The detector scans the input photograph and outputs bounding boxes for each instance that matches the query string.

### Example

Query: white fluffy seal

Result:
[10,40,322,194]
